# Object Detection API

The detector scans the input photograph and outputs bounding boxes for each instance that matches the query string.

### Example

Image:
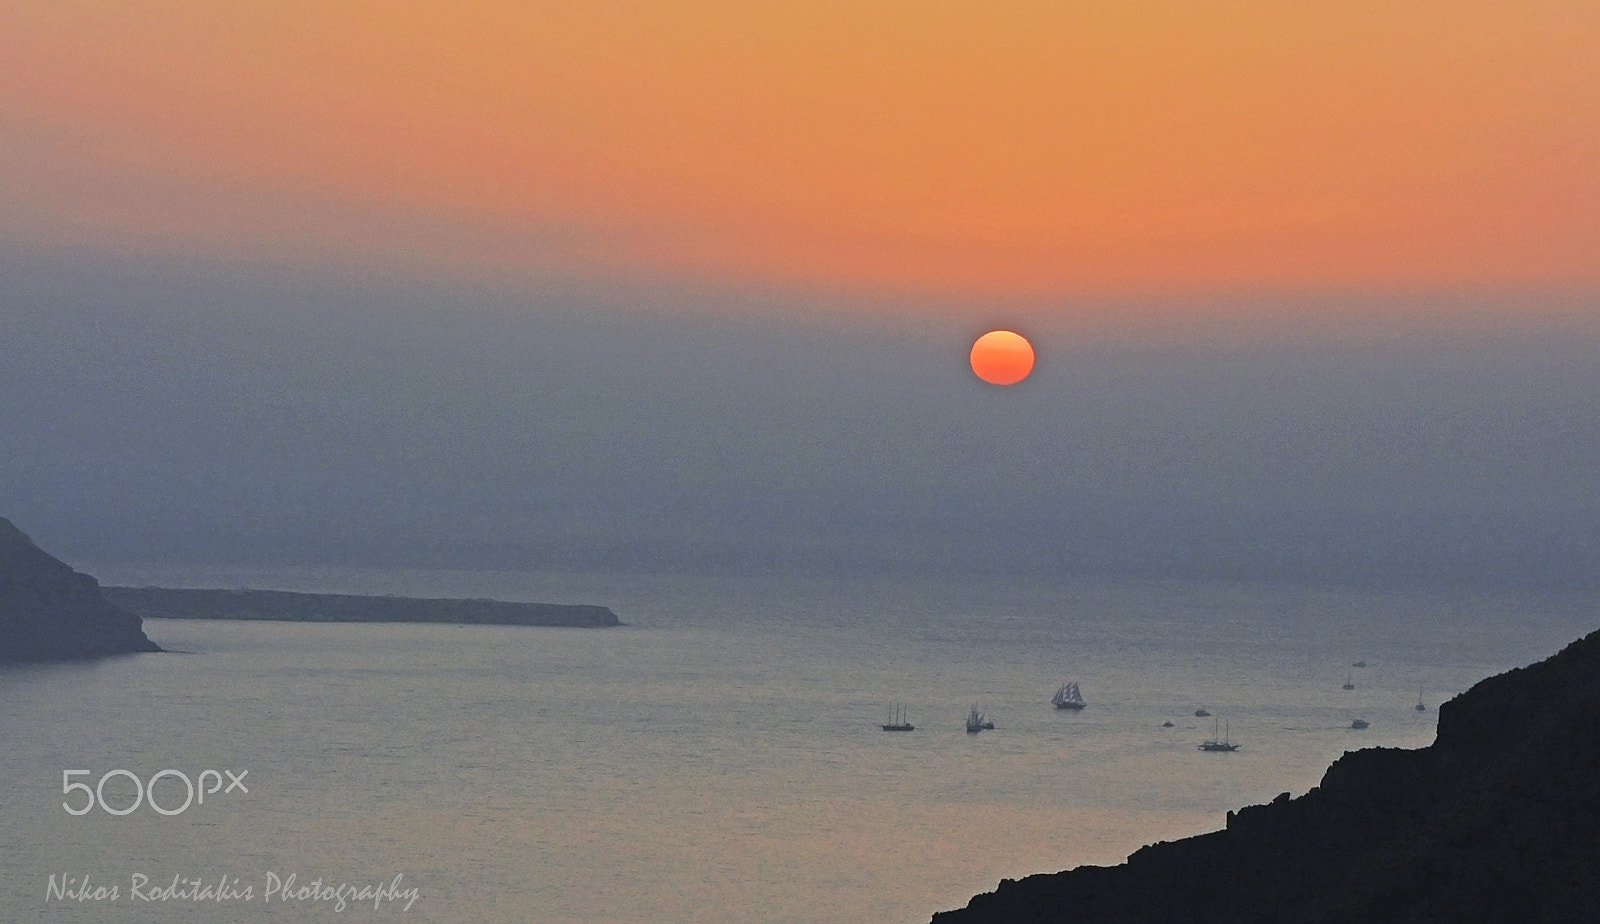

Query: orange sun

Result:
[969,330,1035,385]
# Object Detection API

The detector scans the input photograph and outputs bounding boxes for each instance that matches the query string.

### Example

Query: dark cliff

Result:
[932,628,1600,923]
[102,586,620,627]
[0,517,161,662]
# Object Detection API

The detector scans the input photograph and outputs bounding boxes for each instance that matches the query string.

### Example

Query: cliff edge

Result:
[0,517,161,662]
[932,627,1600,923]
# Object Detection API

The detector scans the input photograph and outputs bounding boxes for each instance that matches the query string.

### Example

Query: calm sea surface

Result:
[3,566,1595,923]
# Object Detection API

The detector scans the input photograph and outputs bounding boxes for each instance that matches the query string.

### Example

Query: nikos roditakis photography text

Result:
[47,872,421,912]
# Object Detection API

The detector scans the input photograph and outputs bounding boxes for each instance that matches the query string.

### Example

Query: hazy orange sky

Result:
[3,2,1596,303]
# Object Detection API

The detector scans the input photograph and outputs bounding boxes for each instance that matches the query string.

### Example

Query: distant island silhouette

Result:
[2,514,620,666]
[0,516,161,662]
[932,626,1600,923]
[103,586,620,628]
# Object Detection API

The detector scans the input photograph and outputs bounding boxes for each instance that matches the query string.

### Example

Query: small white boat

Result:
[1051,681,1086,710]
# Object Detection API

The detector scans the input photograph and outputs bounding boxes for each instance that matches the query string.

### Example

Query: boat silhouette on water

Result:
[1198,719,1239,752]
[880,705,914,732]
[1051,681,1086,710]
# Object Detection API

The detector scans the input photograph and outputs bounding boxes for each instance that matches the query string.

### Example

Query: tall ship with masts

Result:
[1198,718,1239,752]
[1051,681,1087,710]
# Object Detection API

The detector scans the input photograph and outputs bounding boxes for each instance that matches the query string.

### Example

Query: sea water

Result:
[2,567,1594,923]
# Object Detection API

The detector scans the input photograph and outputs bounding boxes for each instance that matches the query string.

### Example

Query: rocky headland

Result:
[0,516,161,662]
[931,627,1600,923]
[103,586,620,627]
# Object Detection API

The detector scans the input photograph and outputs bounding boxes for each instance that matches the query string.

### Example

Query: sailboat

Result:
[1415,684,1427,711]
[1342,671,1355,691]
[965,705,995,734]
[1051,681,1087,710]
[881,705,914,732]
[1198,719,1239,751]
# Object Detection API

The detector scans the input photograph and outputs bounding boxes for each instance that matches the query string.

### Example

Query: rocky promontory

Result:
[0,517,161,662]
[102,586,620,627]
[932,627,1600,922]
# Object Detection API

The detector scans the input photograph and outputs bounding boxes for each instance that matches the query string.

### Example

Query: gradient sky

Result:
[2,4,1598,585]
[3,2,1597,303]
